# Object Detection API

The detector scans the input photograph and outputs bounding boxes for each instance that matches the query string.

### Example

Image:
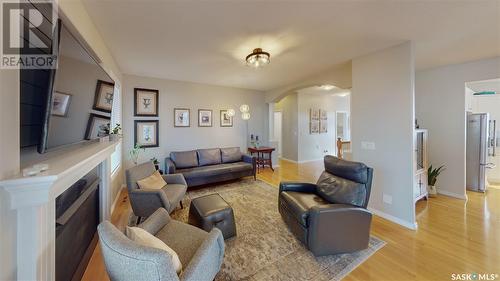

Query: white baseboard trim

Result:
[280,157,323,164]
[437,190,468,200]
[298,158,323,164]
[280,157,298,163]
[368,207,418,230]
[110,184,126,214]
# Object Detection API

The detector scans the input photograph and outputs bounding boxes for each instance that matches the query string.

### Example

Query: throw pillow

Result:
[126,226,182,274]
[137,170,167,190]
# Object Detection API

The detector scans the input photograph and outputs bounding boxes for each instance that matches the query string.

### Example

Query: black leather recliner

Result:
[278,155,373,256]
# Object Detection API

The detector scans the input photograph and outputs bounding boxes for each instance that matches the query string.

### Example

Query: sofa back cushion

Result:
[170,150,198,168]
[197,148,222,166]
[316,171,367,207]
[220,147,242,163]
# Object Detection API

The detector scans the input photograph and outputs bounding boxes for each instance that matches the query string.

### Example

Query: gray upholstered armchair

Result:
[126,161,187,219]
[98,208,225,281]
[278,155,373,256]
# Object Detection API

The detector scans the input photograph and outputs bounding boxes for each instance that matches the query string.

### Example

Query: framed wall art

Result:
[320,119,328,133]
[85,113,110,140]
[310,108,320,121]
[198,109,212,127]
[134,88,159,117]
[51,91,72,117]
[174,108,190,127]
[134,120,159,148]
[220,110,233,127]
[310,120,319,134]
[93,80,115,113]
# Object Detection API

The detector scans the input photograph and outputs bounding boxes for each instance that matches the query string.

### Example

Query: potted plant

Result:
[427,165,445,197]
[129,143,145,165]
[151,157,160,170]
[109,124,122,141]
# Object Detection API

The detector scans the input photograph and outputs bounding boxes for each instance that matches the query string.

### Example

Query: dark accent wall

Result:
[19,1,54,148]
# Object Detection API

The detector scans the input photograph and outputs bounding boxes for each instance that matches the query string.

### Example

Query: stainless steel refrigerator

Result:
[466,113,496,192]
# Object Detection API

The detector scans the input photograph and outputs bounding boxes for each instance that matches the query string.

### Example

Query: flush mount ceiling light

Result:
[319,84,337,91]
[246,48,270,68]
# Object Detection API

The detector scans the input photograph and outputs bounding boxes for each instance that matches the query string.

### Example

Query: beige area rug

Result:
[164,179,386,281]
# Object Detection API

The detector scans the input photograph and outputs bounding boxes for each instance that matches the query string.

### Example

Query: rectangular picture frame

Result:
[220,109,233,127]
[51,91,72,117]
[92,80,115,113]
[174,108,190,127]
[198,109,213,127]
[134,88,159,117]
[85,113,110,140]
[134,120,159,148]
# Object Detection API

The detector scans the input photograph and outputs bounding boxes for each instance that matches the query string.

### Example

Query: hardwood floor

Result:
[82,159,500,281]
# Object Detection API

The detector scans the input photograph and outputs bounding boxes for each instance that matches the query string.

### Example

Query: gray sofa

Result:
[165,147,256,187]
[98,208,225,281]
[279,155,373,256]
[126,162,187,219]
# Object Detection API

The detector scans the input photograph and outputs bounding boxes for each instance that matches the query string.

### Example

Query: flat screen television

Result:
[21,22,115,154]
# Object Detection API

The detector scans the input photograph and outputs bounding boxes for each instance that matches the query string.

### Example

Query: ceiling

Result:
[82,0,500,91]
[467,78,500,93]
[298,85,350,97]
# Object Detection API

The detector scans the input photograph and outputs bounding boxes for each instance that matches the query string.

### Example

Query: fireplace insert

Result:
[55,169,99,281]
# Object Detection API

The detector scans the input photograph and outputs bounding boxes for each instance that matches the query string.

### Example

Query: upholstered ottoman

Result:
[188,194,237,240]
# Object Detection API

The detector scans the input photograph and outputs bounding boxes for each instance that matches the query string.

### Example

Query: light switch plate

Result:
[361,141,376,150]
[383,194,393,204]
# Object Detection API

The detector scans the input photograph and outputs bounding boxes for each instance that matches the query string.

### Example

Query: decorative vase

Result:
[428,185,437,197]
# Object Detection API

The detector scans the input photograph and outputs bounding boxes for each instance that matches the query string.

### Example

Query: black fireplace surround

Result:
[55,168,100,281]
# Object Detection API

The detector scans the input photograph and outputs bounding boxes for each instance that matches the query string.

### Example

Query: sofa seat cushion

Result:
[280,191,329,227]
[177,162,252,179]
[220,147,242,163]
[154,220,208,266]
[170,150,199,169]
[162,184,187,212]
[197,148,222,166]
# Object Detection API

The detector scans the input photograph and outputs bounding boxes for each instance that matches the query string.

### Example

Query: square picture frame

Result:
[51,91,72,117]
[93,80,115,113]
[220,110,233,127]
[174,108,190,127]
[85,113,110,140]
[198,109,213,127]
[134,120,159,148]
[134,88,159,117]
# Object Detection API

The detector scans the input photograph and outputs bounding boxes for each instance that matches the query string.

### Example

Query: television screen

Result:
[42,24,115,152]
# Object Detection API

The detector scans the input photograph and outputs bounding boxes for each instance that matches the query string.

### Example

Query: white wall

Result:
[297,93,347,162]
[274,93,299,162]
[0,1,123,279]
[415,57,500,199]
[122,75,268,170]
[352,42,416,229]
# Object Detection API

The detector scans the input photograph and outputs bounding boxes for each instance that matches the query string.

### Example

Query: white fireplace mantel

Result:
[0,140,119,281]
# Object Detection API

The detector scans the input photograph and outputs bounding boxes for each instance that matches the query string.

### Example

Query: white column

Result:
[12,186,55,281]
